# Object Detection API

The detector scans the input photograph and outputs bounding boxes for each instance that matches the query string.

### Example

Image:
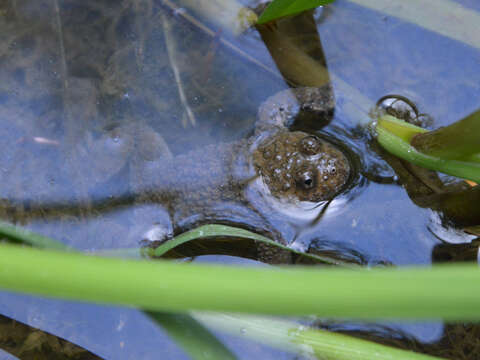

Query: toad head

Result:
[252,131,351,202]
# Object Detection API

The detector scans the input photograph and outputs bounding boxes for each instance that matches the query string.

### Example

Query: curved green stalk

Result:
[375,115,480,182]
[148,224,359,267]
[1,244,480,319]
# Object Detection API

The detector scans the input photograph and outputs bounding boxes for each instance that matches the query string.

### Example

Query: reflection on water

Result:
[0,0,479,358]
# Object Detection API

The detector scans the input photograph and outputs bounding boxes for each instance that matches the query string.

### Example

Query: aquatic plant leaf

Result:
[4,243,480,319]
[411,108,480,160]
[148,224,359,267]
[194,313,443,360]
[375,115,480,183]
[147,312,237,360]
[257,0,336,24]
[0,221,69,250]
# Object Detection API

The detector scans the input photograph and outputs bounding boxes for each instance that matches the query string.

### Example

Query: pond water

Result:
[0,0,479,359]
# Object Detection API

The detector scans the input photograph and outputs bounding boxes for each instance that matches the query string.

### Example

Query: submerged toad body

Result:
[127,86,351,247]
[7,86,351,258]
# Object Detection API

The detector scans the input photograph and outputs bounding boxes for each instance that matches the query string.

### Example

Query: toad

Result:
[127,85,351,251]
[6,85,352,261]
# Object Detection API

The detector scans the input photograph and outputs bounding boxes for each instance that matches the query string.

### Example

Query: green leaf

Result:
[195,313,442,360]
[0,221,70,250]
[375,115,480,183]
[147,224,360,267]
[410,108,480,160]
[3,243,480,319]
[148,312,238,360]
[257,0,336,24]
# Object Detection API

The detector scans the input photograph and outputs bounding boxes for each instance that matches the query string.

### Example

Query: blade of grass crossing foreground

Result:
[2,244,480,319]
[194,313,442,360]
[0,221,443,359]
[0,224,465,359]
[0,223,443,360]
[147,312,237,360]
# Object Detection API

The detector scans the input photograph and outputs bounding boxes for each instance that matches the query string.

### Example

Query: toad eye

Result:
[296,170,316,190]
[299,135,323,155]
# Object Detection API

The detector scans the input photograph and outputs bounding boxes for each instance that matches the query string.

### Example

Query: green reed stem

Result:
[1,243,480,320]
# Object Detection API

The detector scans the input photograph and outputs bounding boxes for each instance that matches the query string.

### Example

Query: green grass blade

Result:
[0,221,69,250]
[375,115,480,182]
[149,224,360,267]
[147,312,237,360]
[194,313,442,360]
[257,0,336,24]
[2,243,480,319]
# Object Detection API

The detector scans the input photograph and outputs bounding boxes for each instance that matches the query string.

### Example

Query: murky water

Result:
[0,0,479,358]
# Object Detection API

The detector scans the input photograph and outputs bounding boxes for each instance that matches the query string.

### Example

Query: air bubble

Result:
[376,95,419,123]
[299,135,322,156]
